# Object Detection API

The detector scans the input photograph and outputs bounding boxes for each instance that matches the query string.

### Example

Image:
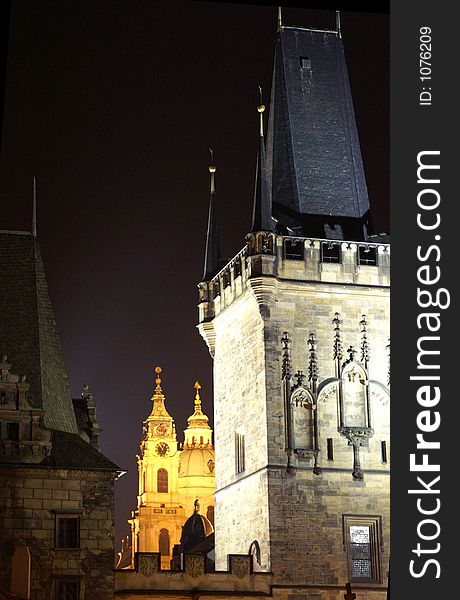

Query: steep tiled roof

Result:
[47,429,120,471]
[0,232,78,433]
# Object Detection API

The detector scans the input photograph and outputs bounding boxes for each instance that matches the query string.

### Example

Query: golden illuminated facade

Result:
[129,368,215,569]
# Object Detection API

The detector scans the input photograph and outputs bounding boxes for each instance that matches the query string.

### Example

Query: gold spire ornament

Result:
[258,86,265,137]
[194,380,202,410]
[154,365,162,393]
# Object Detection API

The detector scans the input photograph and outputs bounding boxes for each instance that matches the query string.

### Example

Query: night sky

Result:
[0,1,388,545]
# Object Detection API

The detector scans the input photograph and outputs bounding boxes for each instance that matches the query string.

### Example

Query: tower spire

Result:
[336,10,342,38]
[251,87,273,233]
[277,6,282,32]
[32,176,37,238]
[203,149,221,280]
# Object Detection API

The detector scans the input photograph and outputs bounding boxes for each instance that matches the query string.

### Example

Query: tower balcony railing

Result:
[198,233,390,323]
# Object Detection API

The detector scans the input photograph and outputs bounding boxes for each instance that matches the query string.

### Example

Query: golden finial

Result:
[258,86,265,136]
[208,148,216,193]
[154,366,162,392]
[194,380,202,410]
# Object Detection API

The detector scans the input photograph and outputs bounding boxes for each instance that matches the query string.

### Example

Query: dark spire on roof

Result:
[202,150,221,280]
[266,18,371,241]
[0,232,78,433]
[251,88,274,233]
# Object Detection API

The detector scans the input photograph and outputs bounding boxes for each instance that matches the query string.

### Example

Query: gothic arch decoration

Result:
[280,313,389,481]
[281,332,321,474]
[290,386,315,452]
[369,381,390,407]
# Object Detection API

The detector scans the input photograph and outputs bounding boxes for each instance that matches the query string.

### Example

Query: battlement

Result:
[198,233,390,325]
[115,552,271,596]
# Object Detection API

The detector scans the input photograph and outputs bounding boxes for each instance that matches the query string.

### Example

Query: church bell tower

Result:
[198,13,390,597]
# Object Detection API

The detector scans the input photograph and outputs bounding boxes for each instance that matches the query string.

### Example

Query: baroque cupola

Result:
[178,382,215,521]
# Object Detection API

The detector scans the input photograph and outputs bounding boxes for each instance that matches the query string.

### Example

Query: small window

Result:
[207,505,214,526]
[300,56,311,71]
[6,422,19,441]
[56,516,80,549]
[159,528,170,556]
[327,438,334,461]
[284,239,304,260]
[321,242,341,263]
[56,579,80,600]
[235,432,245,474]
[157,468,168,493]
[343,516,382,583]
[358,246,378,266]
[381,441,388,464]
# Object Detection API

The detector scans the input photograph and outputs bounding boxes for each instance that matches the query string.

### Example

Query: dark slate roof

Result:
[0,232,78,433]
[46,429,120,471]
[266,26,370,239]
[72,397,91,434]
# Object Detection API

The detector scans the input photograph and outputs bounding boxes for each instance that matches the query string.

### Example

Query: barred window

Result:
[358,245,378,266]
[56,579,80,600]
[343,516,382,583]
[321,242,341,263]
[56,515,80,549]
[284,239,304,260]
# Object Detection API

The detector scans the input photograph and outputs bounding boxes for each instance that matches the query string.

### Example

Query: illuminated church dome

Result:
[178,382,215,520]
[180,499,214,553]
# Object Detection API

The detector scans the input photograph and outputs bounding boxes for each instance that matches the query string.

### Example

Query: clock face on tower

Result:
[155,442,169,457]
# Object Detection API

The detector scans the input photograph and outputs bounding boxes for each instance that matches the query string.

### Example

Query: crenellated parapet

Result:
[198,234,390,353]
[115,551,271,595]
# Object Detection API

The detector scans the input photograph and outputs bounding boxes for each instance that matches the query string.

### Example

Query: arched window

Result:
[157,468,168,493]
[249,540,261,571]
[206,505,214,526]
[159,528,170,556]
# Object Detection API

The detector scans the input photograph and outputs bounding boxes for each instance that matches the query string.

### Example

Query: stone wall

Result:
[198,234,390,595]
[0,465,116,599]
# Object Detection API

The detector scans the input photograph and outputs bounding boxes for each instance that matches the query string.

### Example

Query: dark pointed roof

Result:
[0,232,78,433]
[251,104,274,233]
[266,25,371,240]
[203,166,220,280]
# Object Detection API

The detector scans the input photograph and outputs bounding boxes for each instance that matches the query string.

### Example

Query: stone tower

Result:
[130,369,215,569]
[198,17,390,598]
